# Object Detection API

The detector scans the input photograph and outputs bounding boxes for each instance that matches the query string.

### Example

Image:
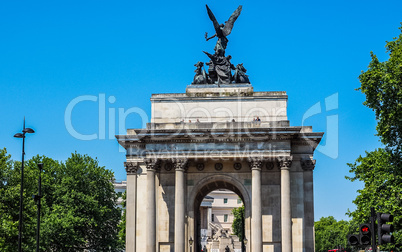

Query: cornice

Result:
[116,128,323,148]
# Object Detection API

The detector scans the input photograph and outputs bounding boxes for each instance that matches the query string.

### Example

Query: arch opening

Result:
[190,176,250,252]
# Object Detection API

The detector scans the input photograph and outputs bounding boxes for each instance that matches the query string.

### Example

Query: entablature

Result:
[116,126,323,150]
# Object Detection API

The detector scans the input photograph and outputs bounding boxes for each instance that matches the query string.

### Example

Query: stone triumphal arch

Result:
[117,84,323,252]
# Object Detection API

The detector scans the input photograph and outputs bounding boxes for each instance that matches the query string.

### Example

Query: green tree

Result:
[0,148,40,251]
[346,24,402,250]
[231,205,244,240]
[117,191,126,246]
[346,149,401,250]
[358,25,402,157]
[314,216,352,252]
[0,148,19,251]
[0,149,124,251]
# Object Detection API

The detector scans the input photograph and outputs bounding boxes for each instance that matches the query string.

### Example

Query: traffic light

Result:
[347,234,360,246]
[377,213,394,244]
[359,223,371,245]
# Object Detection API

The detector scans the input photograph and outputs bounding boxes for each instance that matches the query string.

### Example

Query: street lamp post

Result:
[243,237,248,252]
[14,119,35,252]
[33,163,43,252]
[189,237,193,252]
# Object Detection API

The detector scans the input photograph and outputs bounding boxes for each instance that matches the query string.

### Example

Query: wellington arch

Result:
[116,84,323,252]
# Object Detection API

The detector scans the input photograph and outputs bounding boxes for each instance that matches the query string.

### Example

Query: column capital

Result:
[301,159,316,171]
[248,157,264,170]
[144,158,161,171]
[277,156,293,170]
[124,161,139,175]
[172,158,189,171]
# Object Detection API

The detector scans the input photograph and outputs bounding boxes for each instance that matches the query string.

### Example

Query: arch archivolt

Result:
[187,173,251,217]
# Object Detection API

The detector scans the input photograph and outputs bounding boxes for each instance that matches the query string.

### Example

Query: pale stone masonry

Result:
[116,84,323,252]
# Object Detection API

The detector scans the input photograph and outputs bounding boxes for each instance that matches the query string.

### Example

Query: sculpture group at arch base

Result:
[117,83,323,252]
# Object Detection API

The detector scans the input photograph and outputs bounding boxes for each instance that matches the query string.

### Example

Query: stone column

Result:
[301,159,316,252]
[207,207,212,237]
[249,159,263,252]
[173,159,188,252]
[278,156,293,252]
[145,159,159,252]
[125,162,139,252]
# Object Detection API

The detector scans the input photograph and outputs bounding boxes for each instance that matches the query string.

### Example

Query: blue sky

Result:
[1,0,401,221]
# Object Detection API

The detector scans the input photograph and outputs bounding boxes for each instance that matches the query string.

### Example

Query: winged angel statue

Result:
[205,5,242,55]
[192,5,249,85]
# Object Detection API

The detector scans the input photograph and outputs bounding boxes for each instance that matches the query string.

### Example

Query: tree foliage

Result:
[345,24,402,251]
[346,148,402,250]
[0,148,22,251]
[314,216,353,252]
[231,205,244,240]
[118,191,126,244]
[358,25,402,157]
[0,149,124,251]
